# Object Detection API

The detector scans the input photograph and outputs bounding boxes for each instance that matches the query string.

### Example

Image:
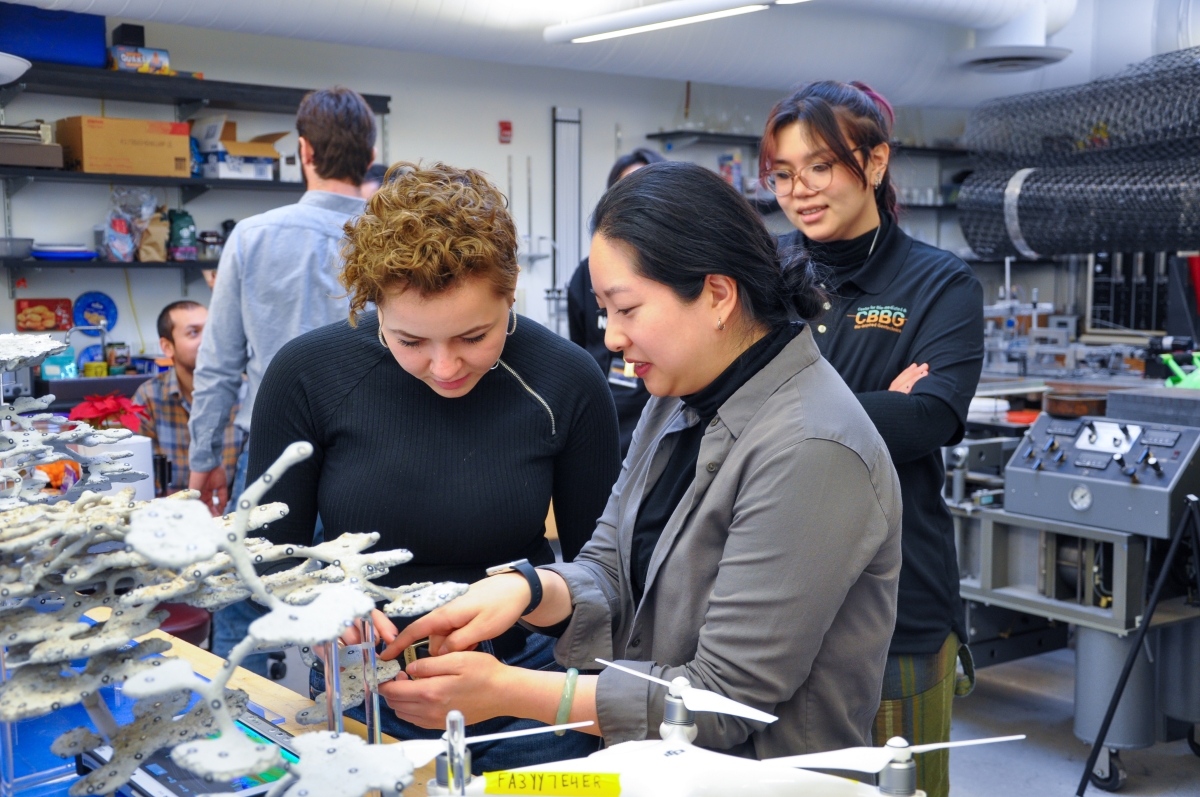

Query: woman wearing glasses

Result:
[762,81,984,797]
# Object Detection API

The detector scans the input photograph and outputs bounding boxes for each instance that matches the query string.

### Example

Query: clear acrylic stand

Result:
[1,645,78,797]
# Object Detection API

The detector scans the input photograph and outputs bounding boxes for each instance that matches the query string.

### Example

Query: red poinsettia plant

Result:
[68,392,149,432]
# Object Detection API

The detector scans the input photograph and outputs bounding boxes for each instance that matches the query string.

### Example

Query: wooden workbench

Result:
[142,625,438,796]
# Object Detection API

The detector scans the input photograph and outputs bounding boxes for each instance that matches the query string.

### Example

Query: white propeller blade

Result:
[594,658,778,725]
[466,721,594,745]
[910,734,1025,755]
[773,734,1027,774]
[770,747,896,774]
[397,722,595,767]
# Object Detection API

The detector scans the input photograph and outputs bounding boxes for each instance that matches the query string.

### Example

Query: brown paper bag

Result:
[137,209,169,262]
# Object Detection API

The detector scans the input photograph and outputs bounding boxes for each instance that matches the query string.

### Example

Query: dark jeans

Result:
[309,630,600,773]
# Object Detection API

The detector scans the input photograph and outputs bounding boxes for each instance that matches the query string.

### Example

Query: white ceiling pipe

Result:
[543,0,771,44]
[978,4,1047,48]
[820,0,1076,36]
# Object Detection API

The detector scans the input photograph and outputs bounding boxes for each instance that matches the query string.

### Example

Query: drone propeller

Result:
[396,721,594,768]
[594,658,778,725]
[770,734,1026,774]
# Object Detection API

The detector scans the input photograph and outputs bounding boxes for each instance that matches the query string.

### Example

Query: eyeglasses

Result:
[762,147,869,197]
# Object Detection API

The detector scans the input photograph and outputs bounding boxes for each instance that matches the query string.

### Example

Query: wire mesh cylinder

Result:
[958,158,1200,258]
[965,46,1200,170]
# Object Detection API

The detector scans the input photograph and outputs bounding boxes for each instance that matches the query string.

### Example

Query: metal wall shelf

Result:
[0,166,305,204]
[0,60,390,116]
[646,130,762,151]
[2,258,217,299]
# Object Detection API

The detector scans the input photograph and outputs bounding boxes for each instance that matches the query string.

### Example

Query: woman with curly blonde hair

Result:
[247,162,619,769]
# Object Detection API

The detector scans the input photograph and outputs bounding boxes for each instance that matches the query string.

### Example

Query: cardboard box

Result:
[273,131,302,182]
[108,45,173,75]
[56,116,190,177]
[15,298,72,332]
[193,115,287,181]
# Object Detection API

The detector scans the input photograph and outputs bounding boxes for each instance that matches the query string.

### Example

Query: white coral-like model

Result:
[0,342,468,797]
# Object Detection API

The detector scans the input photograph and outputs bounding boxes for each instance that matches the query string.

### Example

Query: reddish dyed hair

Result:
[759,80,898,223]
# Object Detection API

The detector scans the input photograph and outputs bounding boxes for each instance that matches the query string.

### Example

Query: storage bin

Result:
[0,2,106,69]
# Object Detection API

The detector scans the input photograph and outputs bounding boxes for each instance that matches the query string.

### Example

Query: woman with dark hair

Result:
[379,161,903,759]
[762,80,984,797]
[567,147,667,455]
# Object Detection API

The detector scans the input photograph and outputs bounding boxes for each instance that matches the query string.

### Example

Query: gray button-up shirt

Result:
[541,325,902,758]
[188,191,365,473]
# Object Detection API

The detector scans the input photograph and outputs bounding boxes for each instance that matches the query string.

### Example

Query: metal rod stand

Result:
[322,640,344,734]
[1076,496,1200,795]
[359,619,382,744]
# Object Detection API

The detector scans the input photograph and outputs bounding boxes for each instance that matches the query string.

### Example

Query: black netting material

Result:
[965,46,1200,170]
[959,158,1200,258]
[960,47,1200,257]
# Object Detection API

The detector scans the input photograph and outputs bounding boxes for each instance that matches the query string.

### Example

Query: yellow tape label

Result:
[484,771,620,796]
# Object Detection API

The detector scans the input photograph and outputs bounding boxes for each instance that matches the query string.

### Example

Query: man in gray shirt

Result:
[188,87,374,513]
[188,86,375,674]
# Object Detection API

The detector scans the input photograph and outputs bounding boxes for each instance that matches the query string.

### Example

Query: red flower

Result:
[68,392,149,432]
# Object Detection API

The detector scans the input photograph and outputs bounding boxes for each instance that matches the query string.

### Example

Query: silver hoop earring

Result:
[491,360,501,370]
[378,324,387,348]
[507,309,517,336]
[717,317,725,331]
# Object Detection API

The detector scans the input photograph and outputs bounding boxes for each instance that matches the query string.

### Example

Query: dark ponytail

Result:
[591,161,826,325]
[759,80,899,224]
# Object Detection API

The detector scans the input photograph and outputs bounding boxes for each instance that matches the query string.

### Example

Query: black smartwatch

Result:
[485,558,543,616]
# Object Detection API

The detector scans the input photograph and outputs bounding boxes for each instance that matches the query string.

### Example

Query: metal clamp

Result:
[1003,167,1040,260]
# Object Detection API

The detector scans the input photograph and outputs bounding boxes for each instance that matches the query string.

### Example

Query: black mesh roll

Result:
[959,158,1200,258]
[965,46,1200,170]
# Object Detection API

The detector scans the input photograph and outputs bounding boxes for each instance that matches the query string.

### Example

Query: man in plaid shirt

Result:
[134,301,242,494]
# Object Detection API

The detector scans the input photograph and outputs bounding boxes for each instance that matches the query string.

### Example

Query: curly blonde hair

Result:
[340,162,518,323]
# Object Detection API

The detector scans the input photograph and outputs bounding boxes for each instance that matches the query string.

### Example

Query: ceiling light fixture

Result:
[545,0,779,45]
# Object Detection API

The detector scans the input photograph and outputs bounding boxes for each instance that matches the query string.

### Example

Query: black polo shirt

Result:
[567,259,652,457]
[780,220,984,655]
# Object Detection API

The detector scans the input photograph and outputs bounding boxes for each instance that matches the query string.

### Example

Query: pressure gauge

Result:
[1069,484,1093,512]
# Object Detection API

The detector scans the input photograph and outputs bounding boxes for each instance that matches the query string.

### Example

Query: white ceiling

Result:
[14,0,1184,107]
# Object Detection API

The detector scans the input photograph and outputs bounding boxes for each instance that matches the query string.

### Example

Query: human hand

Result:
[889,362,929,394]
[188,467,228,516]
[381,574,530,661]
[339,609,398,647]
[378,651,515,728]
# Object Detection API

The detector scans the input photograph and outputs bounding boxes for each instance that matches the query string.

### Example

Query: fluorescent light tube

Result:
[545,0,773,45]
[571,5,768,43]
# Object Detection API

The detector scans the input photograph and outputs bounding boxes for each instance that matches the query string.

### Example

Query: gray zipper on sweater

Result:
[497,359,556,436]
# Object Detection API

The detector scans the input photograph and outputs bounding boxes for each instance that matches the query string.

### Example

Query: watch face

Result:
[1069,484,1093,512]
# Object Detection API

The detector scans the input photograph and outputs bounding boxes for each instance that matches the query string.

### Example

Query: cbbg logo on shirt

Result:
[850,305,907,332]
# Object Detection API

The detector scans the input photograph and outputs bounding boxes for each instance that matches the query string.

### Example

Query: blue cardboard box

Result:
[0,1,106,69]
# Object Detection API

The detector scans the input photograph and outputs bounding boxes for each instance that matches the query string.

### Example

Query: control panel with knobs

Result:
[1004,413,1200,538]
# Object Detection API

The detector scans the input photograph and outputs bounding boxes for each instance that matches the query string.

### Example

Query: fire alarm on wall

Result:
[499,121,513,144]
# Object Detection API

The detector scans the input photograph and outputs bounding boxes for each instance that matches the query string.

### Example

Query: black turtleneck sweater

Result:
[803,217,959,465]
[247,312,621,588]
[629,323,800,600]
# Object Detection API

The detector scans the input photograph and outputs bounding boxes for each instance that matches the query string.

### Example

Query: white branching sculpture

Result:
[0,334,148,509]
[0,337,468,797]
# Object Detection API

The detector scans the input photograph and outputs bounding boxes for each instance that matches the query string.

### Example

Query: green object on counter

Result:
[1161,353,1200,388]
[41,347,77,380]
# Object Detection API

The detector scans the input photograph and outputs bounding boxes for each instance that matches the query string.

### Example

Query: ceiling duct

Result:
[827,0,1076,72]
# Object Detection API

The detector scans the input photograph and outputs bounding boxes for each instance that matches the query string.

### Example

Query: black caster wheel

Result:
[1188,726,1200,758]
[268,660,287,681]
[1090,750,1127,792]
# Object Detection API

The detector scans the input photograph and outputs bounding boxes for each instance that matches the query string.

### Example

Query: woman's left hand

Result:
[889,362,929,394]
[377,651,515,729]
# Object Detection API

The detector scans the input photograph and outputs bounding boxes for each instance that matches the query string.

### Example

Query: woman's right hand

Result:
[381,573,531,661]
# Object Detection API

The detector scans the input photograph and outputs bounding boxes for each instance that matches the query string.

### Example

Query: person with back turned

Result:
[187,86,376,676]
